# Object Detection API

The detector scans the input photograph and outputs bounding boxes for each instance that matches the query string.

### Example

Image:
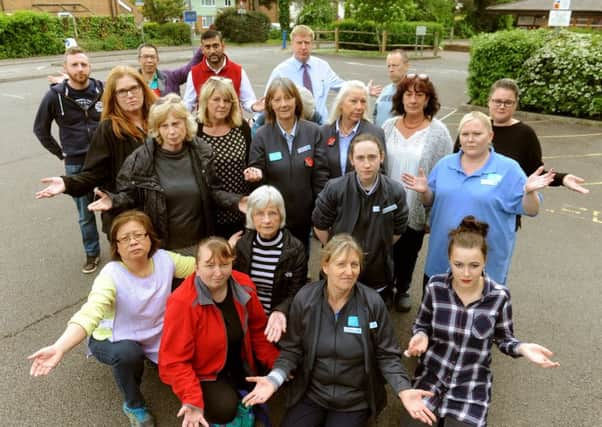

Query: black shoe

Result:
[395,292,411,313]
[82,255,100,274]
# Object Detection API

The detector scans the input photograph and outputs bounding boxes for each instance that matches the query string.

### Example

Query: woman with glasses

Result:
[197,76,252,238]
[36,66,157,236]
[29,210,197,427]
[245,77,329,251]
[321,80,385,178]
[89,94,243,256]
[403,111,555,286]
[454,78,587,195]
[159,236,279,427]
[382,73,453,312]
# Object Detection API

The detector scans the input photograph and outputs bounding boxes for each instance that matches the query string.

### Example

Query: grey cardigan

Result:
[383,117,452,230]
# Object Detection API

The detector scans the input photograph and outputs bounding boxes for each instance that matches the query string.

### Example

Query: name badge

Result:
[481,173,502,186]
[382,203,397,214]
[369,321,378,329]
[268,151,283,162]
[347,316,359,327]
[344,326,362,334]
[372,205,381,213]
[297,144,311,154]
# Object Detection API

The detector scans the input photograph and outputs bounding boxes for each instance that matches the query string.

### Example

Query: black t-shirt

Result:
[214,285,246,388]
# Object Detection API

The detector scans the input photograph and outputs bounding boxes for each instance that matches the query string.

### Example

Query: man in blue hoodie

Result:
[33,47,102,274]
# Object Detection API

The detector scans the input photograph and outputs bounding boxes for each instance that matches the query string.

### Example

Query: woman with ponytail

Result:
[403,216,560,427]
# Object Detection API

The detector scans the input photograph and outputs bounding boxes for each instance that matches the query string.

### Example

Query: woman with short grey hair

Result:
[233,185,307,343]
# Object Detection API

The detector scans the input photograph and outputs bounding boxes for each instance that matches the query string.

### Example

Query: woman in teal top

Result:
[28,210,196,427]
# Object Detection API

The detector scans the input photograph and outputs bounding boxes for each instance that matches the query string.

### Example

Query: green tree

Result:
[278,0,291,33]
[297,0,336,27]
[143,0,186,24]
[347,0,416,26]
[462,0,514,32]
[412,0,455,29]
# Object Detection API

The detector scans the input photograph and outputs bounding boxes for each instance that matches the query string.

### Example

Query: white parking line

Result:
[2,94,25,99]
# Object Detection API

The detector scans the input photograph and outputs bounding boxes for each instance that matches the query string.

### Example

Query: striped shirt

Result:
[250,231,284,313]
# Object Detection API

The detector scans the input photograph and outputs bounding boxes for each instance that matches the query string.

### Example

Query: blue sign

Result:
[183,10,197,24]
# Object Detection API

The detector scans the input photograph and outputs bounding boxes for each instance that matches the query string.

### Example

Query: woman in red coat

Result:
[159,236,279,427]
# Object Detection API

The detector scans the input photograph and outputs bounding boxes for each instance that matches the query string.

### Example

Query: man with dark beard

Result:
[33,47,102,274]
[183,29,263,113]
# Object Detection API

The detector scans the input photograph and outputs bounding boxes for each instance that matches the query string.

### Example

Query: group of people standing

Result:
[29,23,583,427]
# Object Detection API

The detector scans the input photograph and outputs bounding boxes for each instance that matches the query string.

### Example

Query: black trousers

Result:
[201,378,242,424]
[405,415,472,427]
[392,227,426,294]
[281,396,370,427]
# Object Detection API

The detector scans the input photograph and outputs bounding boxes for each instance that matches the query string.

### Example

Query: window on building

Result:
[201,0,215,6]
[202,16,215,28]
[225,0,232,5]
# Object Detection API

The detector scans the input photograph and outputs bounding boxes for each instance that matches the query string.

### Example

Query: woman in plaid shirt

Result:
[404,216,559,427]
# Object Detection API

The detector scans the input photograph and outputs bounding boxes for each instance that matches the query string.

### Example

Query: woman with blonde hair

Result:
[36,66,157,235]
[89,94,244,255]
[197,76,253,238]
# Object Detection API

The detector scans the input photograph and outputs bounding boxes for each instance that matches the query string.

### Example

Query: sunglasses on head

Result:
[208,76,233,84]
[406,73,430,81]
[154,95,183,106]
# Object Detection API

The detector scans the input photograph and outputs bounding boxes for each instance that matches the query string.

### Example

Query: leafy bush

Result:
[468,29,601,119]
[143,0,186,24]
[215,7,271,43]
[332,19,443,51]
[297,0,336,27]
[468,29,547,105]
[517,31,602,119]
[65,16,143,50]
[143,22,190,45]
[0,11,64,58]
[347,0,414,26]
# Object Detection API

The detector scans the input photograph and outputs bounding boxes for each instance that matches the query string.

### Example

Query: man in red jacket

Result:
[183,29,264,113]
[159,237,279,427]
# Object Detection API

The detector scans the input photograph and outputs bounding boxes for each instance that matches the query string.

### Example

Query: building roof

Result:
[487,0,602,13]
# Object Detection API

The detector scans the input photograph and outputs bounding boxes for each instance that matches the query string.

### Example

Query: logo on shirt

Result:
[94,101,103,113]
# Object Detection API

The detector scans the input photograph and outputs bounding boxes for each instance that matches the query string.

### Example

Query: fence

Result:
[314,28,440,56]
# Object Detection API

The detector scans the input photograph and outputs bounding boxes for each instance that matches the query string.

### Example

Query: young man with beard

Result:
[183,30,263,113]
[34,47,102,274]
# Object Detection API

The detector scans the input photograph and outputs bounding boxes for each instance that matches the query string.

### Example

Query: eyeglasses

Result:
[116,232,148,244]
[139,54,157,60]
[490,98,516,108]
[406,73,429,81]
[116,85,142,99]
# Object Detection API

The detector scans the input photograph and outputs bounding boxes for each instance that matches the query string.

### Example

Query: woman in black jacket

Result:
[241,234,436,427]
[320,80,386,178]
[89,94,243,256]
[232,185,307,343]
[244,77,329,251]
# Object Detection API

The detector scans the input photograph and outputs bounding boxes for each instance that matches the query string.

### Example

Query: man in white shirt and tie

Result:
[265,25,380,125]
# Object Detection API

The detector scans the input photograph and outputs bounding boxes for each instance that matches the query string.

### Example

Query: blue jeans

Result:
[65,163,100,257]
[88,337,147,408]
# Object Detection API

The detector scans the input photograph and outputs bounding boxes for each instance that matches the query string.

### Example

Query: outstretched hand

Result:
[243,167,263,183]
[177,405,209,427]
[87,188,113,212]
[241,376,277,407]
[562,174,589,194]
[401,168,428,193]
[399,389,437,426]
[27,345,64,377]
[35,177,66,199]
[367,80,383,97]
[524,166,555,193]
[404,332,429,358]
[264,311,287,343]
[518,343,560,368]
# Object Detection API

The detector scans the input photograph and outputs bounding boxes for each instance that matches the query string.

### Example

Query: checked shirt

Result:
[412,273,522,427]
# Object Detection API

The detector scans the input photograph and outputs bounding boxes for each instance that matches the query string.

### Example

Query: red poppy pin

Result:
[304,156,314,168]
[327,137,336,146]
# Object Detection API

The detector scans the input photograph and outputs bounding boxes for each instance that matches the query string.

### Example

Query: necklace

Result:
[402,115,425,130]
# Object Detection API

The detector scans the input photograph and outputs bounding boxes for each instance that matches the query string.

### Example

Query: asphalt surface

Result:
[0,45,600,426]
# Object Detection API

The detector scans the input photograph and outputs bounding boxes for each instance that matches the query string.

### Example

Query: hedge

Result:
[0,12,190,59]
[0,11,64,58]
[468,29,601,119]
[215,7,271,43]
[331,19,443,51]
